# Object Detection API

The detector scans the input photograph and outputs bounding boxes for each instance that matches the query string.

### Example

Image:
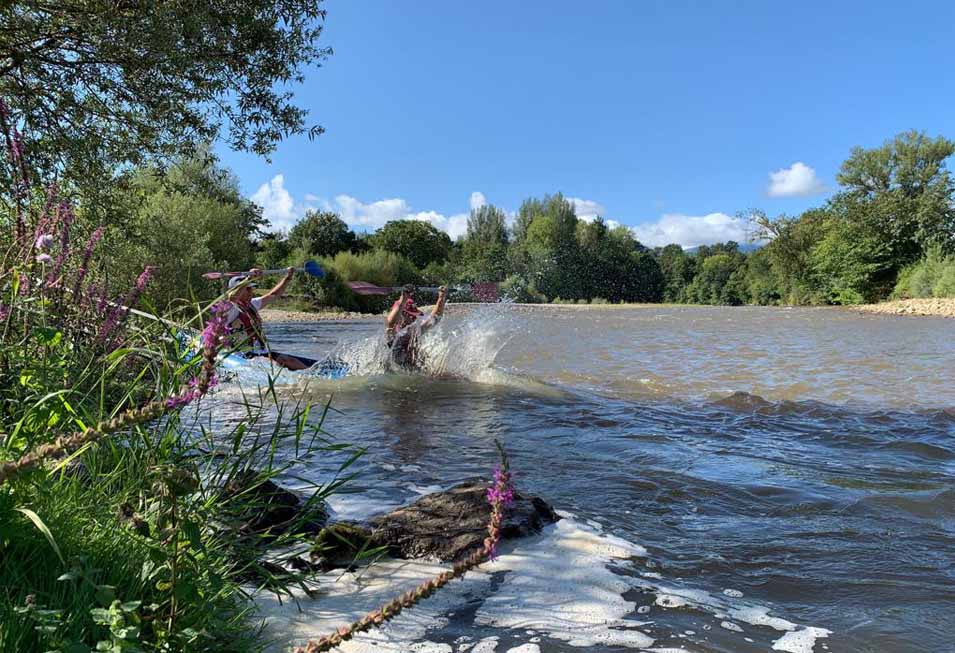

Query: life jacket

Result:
[231,301,266,350]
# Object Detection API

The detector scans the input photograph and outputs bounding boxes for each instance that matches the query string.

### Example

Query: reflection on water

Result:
[217,306,954,652]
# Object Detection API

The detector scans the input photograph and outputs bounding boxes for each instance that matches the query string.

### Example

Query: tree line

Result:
[244,130,954,310]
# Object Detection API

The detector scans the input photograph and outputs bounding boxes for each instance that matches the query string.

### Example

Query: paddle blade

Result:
[303,260,325,278]
[347,281,391,296]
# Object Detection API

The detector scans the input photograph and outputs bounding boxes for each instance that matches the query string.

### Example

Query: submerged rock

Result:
[371,481,559,561]
[221,470,329,536]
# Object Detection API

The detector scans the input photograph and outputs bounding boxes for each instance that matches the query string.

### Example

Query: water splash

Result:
[321,305,523,384]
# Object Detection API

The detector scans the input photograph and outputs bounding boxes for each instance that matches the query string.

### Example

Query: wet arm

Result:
[385,293,406,330]
[259,269,294,307]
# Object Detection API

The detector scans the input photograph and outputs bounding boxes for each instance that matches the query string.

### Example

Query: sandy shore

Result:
[849,298,955,318]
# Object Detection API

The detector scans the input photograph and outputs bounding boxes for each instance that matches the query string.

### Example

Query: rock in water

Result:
[221,470,329,536]
[368,481,560,562]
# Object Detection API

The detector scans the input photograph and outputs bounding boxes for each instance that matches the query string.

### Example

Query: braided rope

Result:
[293,466,514,653]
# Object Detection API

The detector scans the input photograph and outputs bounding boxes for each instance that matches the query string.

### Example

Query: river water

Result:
[222,305,954,653]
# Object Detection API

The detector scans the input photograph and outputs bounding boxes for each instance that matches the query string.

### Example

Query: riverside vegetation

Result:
[0,4,516,651]
[0,124,515,651]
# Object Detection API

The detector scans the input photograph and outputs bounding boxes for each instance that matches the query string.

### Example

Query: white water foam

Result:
[256,510,832,652]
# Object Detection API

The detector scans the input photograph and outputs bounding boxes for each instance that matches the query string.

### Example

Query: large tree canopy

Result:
[289,210,357,258]
[370,220,452,269]
[0,0,331,184]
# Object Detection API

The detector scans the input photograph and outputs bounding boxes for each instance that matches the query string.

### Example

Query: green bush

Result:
[893,246,955,298]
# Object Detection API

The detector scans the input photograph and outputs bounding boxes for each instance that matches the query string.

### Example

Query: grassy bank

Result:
[0,183,355,652]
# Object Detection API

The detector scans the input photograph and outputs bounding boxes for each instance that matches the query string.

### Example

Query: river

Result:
[220,305,954,653]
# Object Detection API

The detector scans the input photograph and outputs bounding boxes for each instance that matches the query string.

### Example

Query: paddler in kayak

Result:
[224,268,318,371]
[384,284,449,370]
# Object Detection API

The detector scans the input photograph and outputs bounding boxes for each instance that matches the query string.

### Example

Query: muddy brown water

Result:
[218,305,954,652]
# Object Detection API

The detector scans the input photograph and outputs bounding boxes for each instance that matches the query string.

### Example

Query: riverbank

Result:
[849,297,955,318]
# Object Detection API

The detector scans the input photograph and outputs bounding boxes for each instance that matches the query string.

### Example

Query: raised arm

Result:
[258,268,294,308]
[423,286,448,328]
[385,289,409,330]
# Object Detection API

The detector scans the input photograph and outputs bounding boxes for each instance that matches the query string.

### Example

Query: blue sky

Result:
[217,0,955,248]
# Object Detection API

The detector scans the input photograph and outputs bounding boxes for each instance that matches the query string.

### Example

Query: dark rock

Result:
[366,481,559,562]
[310,521,375,570]
[221,470,329,536]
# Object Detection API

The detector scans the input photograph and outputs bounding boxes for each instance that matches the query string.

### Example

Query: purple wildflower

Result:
[35,253,53,264]
[98,266,155,345]
[484,464,514,561]
[0,303,9,321]
[34,234,54,250]
[47,204,75,285]
[71,226,104,298]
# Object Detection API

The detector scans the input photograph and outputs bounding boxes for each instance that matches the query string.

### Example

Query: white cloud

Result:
[569,197,606,222]
[249,182,488,241]
[630,212,752,249]
[329,195,409,228]
[767,162,826,197]
[409,211,470,241]
[251,174,301,231]
[469,191,487,211]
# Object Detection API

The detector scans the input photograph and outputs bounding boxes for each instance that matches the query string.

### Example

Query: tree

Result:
[371,220,452,269]
[0,0,331,189]
[289,210,357,258]
[519,193,582,300]
[461,204,510,282]
[836,131,955,265]
[685,253,747,305]
[656,244,696,302]
[109,153,266,308]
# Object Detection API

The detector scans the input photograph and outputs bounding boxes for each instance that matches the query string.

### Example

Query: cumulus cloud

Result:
[408,211,470,240]
[569,197,606,222]
[767,162,826,197]
[249,181,504,241]
[469,191,487,211]
[251,175,301,231]
[630,212,753,249]
[329,195,409,228]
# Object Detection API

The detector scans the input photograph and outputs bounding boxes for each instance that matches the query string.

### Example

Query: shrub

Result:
[893,246,955,299]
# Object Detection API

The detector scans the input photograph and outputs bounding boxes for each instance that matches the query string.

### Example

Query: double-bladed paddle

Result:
[202,260,325,281]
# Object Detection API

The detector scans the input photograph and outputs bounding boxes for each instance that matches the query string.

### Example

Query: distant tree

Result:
[836,130,955,263]
[371,220,452,269]
[656,244,697,302]
[740,248,781,305]
[0,0,331,190]
[289,210,357,258]
[461,204,510,282]
[685,253,747,305]
[519,193,582,299]
[256,232,293,269]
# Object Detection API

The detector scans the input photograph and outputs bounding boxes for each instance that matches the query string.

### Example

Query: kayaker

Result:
[384,284,449,369]
[224,268,317,370]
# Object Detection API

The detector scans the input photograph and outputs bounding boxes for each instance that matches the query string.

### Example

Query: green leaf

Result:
[94,585,116,606]
[119,601,141,613]
[33,327,63,347]
[15,508,64,565]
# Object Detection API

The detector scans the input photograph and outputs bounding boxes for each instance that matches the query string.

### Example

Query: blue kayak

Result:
[176,333,349,379]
